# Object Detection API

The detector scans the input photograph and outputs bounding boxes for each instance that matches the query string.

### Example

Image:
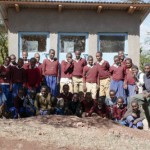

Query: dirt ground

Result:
[0,115,150,150]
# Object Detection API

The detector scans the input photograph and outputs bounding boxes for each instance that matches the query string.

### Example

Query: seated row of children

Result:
[0,84,145,129]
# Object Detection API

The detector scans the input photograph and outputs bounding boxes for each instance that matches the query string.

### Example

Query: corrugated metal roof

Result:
[0,0,150,4]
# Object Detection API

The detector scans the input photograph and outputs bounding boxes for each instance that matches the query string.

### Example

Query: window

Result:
[19,32,50,53]
[98,33,127,53]
[58,33,88,53]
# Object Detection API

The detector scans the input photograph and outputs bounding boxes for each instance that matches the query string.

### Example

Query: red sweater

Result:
[23,63,29,70]
[61,60,74,79]
[81,99,94,113]
[72,58,87,77]
[113,105,127,120]
[43,59,59,76]
[125,68,136,85]
[26,67,41,89]
[109,64,125,81]
[0,65,11,84]
[95,60,110,79]
[83,65,98,83]
[10,66,26,84]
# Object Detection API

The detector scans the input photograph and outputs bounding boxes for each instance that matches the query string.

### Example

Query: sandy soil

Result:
[0,115,150,150]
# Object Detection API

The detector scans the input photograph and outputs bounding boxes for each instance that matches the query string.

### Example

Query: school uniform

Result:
[68,100,80,115]
[10,95,26,118]
[10,66,26,99]
[95,60,110,97]
[34,93,52,115]
[0,65,11,107]
[125,68,137,97]
[23,61,29,70]
[110,64,126,102]
[83,64,99,99]
[60,60,74,93]
[122,107,145,129]
[112,104,127,122]
[72,58,87,93]
[26,66,41,92]
[43,58,59,97]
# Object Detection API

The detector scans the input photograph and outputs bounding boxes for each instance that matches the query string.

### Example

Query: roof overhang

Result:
[0,0,150,29]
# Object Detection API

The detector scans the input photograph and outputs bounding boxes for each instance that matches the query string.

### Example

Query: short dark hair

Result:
[87,55,93,60]
[132,65,138,70]
[109,90,116,94]
[30,57,36,63]
[66,52,72,58]
[117,96,124,102]
[125,58,132,63]
[114,55,119,60]
[49,49,55,53]
[96,51,103,57]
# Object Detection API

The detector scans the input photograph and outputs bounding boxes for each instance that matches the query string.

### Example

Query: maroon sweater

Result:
[95,60,110,79]
[124,68,136,85]
[83,65,98,83]
[26,67,41,89]
[81,99,94,113]
[113,105,127,120]
[0,65,11,84]
[23,63,29,70]
[61,60,74,79]
[109,64,125,81]
[43,59,59,76]
[10,66,26,84]
[72,58,87,77]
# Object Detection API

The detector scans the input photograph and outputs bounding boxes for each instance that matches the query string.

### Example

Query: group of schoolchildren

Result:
[0,49,150,130]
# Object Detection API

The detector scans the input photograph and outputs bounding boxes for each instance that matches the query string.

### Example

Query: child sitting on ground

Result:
[24,89,36,117]
[122,100,145,129]
[0,87,7,118]
[112,97,127,122]
[105,90,117,119]
[34,86,53,115]
[9,88,26,118]
[88,97,106,118]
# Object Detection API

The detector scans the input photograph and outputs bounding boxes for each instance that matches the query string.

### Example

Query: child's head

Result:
[117,97,124,108]
[114,55,121,66]
[29,89,36,99]
[18,88,24,98]
[78,91,84,101]
[144,63,150,76]
[63,84,69,94]
[49,49,55,60]
[131,65,138,75]
[125,58,132,69]
[72,93,79,102]
[10,54,16,64]
[97,97,103,108]
[34,53,40,63]
[75,50,81,60]
[3,57,10,66]
[109,90,116,100]
[131,100,139,113]
[41,86,49,97]
[87,55,93,66]
[85,92,92,102]
[96,52,102,62]
[30,58,36,69]
[22,51,28,61]
[66,53,72,62]
[17,58,24,68]
[118,51,124,62]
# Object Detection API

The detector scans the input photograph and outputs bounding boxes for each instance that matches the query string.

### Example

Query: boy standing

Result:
[95,52,110,99]
[83,56,99,100]
[43,49,59,97]
[72,50,87,93]
[60,53,74,93]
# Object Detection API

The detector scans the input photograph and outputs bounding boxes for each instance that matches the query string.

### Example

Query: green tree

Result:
[0,32,8,64]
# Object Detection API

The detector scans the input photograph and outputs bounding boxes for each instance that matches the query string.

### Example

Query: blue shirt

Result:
[0,92,7,106]
[105,97,117,107]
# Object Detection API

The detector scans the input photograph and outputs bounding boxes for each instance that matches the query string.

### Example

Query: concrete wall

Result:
[8,8,141,65]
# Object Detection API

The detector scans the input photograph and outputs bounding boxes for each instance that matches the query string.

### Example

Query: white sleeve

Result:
[139,73,145,85]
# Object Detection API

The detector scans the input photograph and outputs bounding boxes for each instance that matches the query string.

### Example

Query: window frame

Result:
[57,32,89,54]
[97,33,128,55]
[18,32,50,57]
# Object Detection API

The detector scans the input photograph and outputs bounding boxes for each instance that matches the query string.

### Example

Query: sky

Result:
[140,13,150,52]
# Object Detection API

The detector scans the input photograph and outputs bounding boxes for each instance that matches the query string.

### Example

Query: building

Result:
[0,0,150,65]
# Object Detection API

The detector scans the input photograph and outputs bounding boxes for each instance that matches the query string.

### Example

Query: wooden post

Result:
[15,4,20,12]
[128,6,136,14]
[97,6,102,13]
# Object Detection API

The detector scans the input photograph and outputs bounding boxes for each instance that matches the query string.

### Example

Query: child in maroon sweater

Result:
[60,53,74,93]
[95,52,110,99]
[72,50,87,93]
[10,58,26,99]
[26,58,41,92]
[83,55,99,100]
[0,57,11,106]
[43,49,59,97]
[112,97,127,122]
